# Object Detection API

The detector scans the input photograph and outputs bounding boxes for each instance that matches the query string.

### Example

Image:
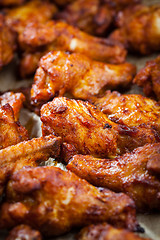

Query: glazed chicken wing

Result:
[91,91,160,134]
[67,143,160,211]
[0,92,25,121]
[18,20,126,77]
[41,97,159,162]
[0,166,139,236]
[77,223,149,240]
[0,135,61,196]
[0,104,28,150]
[5,0,58,34]
[109,4,160,54]
[134,55,160,100]
[31,51,136,107]
[6,225,42,240]
[0,14,16,70]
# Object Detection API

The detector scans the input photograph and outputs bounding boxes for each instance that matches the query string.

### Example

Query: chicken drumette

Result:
[67,143,160,211]
[41,97,159,162]
[31,51,136,107]
[0,166,139,236]
[134,55,160,101]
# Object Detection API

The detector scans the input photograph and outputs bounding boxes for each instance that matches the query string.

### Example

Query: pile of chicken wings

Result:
[0,0,160,239]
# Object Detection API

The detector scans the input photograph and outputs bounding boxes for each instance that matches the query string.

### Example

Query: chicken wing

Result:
[109,4,160,54]
[18,20,126,76]
[6,225,42,240]
[67,143,160,211]
[0,135,61,196]
[4,0,58,34]
[0,92,25,121]
[0,166,139,236]
[134,55,160,101]
[0,14,16,70]
[41,97,159,162]
[77,223,149,240]
[0,104,28,150]
[31,51,136,107]
[91,91,160,134]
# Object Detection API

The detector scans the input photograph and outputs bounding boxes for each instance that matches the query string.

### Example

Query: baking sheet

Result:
[0,0,160,239]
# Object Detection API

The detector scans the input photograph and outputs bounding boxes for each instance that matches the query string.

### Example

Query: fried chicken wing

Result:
[67,143,160,211]
[5,0,58,34]
[109,4,160,54]
[0,14,16,70]
[18,20,126,76]
[31,51,136,107]
[134,56,160,100]
[0,135,61,196]
[91,91,160,134]
[77,223,149,240]
[6,225,42,240]
[0,104,28,150]
[41,97,159,162]
[0,166,139,235]
[0,92,25,121]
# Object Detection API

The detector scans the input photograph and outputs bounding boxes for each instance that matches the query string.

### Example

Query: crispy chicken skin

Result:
[77,223,149,240]
[134,56,160,101]
[0,92,25,121]
[6,225,42,240]
[0,14,16,70]
[0,166,139,235]
[41,97,159,162]
[31,51,136,106]
[5,0,58,34]
[67,143,160,211]
[91,91,160,134]
[0,104,28,150]
[18,20,126,77]
[109,4,160,54]
[0,135,61,196]
[56,0,115,36]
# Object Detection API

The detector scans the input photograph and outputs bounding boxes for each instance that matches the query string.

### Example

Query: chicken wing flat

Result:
[0,92,25,121]
[77,223,149,240]
[31,51,136,107]
[0,104,28,150]
[6,225,42,240]
[0,0,25,6]
[134,56,160,101]
[67,143,160,211]
[91,91,160,134]
[18,20,126,76]
[4,0,58,34]
[41,97,159,162]
[0,14,16,70]
[0,166,139,235]
[0,135,61,196]
[109,4,160,54]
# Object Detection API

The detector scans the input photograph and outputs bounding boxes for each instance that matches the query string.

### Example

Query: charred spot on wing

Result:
[103,123,112,129]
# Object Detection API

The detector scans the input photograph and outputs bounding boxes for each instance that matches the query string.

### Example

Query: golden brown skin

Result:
[134,56,160,101]
[0,92,25,121]
[67,143,160,211]
[0,135,61,197]
[56,0,115,36]
[5,0,58,34]
[6,225,42,240]
[41,97,159,162]
[77,223,149,240]
[109,4,160,54]
[0,166,139,236]
[0,14,16,70]
[91,91,160,134]
[31,51,136,107]
[0,104,28,150]
[18,20,126,76]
